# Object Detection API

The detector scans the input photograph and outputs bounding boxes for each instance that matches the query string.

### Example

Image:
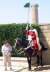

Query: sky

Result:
[0,0,50,24]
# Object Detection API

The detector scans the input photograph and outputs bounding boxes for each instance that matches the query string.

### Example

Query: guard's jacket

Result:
[23,29,41,51]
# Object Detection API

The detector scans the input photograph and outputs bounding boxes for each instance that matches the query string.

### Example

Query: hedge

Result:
[0,23,41,57]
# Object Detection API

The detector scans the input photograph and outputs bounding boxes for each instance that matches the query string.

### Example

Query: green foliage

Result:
[0,23,40,57]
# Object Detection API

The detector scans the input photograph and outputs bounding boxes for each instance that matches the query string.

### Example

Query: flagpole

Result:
[27,0,31,29]
[26,6,30,35]
[24,1,32,38]
[27,0,31,39]
[27,0,32,27]
[29,0,32,26]
[27,7,30,24]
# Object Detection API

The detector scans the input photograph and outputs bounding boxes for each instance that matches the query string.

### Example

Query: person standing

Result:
[1,40,12,71]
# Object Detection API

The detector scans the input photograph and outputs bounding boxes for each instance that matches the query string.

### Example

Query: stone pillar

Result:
[31,4,39,24]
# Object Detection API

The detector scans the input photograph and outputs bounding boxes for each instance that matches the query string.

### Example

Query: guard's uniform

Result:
[23,29,41,51]
[31,31,39,51]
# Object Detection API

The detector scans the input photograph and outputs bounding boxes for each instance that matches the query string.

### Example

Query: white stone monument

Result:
[31,4,39,24]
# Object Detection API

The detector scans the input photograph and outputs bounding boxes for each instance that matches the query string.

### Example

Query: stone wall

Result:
[40,24,50,64]
[32,24,50,65]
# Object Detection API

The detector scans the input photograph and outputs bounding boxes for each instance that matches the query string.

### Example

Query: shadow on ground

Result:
[14,67,28,72]
[31,65,50,71]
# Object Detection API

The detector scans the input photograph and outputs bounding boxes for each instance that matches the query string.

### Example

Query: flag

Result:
[24,2,30,8]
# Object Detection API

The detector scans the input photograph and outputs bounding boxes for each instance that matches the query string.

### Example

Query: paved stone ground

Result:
[0,57,50,72]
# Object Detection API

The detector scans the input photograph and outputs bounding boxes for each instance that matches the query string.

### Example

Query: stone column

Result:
[31,4,39,24]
